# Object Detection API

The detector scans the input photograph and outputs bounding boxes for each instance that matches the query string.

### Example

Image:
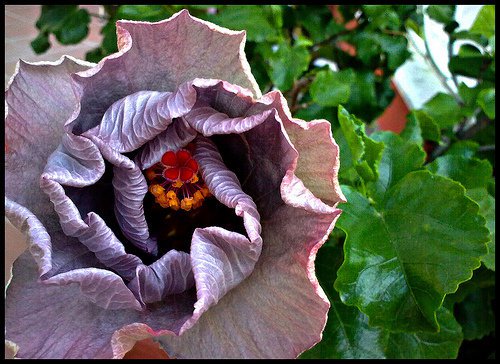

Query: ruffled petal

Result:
[39,176,142,281]
[148,203,338,358]
[5,56,93,225]
[44,267,142,311]
[193,136,262,246]
[135,117,198,170]
[88,136,157,254]
[68,9,260,135]
[128,250,195,305]
[5,252,196,358]
[82,84,196,152]
[184,106,273,136]
[248,91,346,206]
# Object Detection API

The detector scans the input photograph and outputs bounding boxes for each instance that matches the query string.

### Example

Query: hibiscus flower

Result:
[5,9,345,359]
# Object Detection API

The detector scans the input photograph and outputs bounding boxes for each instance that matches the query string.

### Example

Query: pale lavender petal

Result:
[82,83,197,152]
[39,176,142,280]
[128,250,194,304]
[182,227,261,332]
[184,106,273,136]
[249,91,346,206]
[135,117,197,170]
[43,133,105,187]
[78,213,143,281]
[89,136,157,254]
[193,136,262,246]
[5,56,92,225]
[5,252,195,358]
[154,203,339,358]
[5,198,52,277]
[44,268,142,311]
[68,9,259,135]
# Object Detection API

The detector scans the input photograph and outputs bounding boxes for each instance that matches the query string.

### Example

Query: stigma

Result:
[145,147,211,212]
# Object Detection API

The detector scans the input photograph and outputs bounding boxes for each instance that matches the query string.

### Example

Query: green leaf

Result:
[444,265,495,307]
[405,110,441,142]
[54,8,91,44]
[425,155,493,190]
[446,140,479,159]
[367,131,426,202]
[116,5,172,21]
[466,188,495,271]
[335,171,489,332]
[452,30,489,48]
[427,5,456,25]
[30,32,51,54]
[400,112,423,145]
[449,46,495,81]
[422,93,463,129]
[470,5,495,38]
[301,244,462,359]
[477,88,495,119]
[33,5,91,50]
[310,69,354,107]
[266,41,310,91]
[297,5,340,42]
[337,106,384,183]
[455,287,495,340]
[206,5,281,42]
[345,71,378,121]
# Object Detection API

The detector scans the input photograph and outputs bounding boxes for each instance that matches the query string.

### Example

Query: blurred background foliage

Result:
[31,5,495,360]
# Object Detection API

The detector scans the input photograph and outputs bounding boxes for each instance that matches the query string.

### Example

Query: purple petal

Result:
[82,83,197,152]
[152,203,339,358]
[249,91,346,206]
[182,227,261,332]
[184,106,273,136]
[5,252,195,358]
[5,56,92,225]
[68,9,260,135]
[89,136,157,254]
[43,267,142,311]
[135,117,198,170]
[39,176,142,280]
[193,136,262,246]
[128,250,195,304]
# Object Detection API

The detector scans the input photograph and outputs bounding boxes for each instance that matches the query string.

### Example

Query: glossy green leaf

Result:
[477,88,495,119]
[267,42,310,91]
[54,8,91,44]
[449,50,495,82]
[310,69,354,107]
[470,5,495,38]
[335,171,489,332]
[345,71,378,122]
[422,93,463,128]
[206,5,281,42]
[116,5,172,21]
[466,188,495,271]
[426,5,456,25]
[367,131,426,202]
[337,106,384,183]
[302,244,462,359]
[400,112,423,145]
[404,110,441,143]
[426,155,493,190]
[444,265,495,307]
[454,287,495,340]
[446,140,480,159]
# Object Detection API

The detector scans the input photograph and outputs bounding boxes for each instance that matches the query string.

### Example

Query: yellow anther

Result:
[172,180,183,188]
[149,184,165,197]
[190,174,199,184]
[156,193,170,206]
[192,190,204,209]
[169,198,180,211]
[200,186,211,198]
[180,197,194,211]
[166,190,177,200]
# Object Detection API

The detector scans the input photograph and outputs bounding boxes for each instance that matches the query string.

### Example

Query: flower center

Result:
[145,145,211,211]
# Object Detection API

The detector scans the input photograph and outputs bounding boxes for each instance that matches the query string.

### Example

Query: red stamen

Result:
[179,167,194,182]
[184,158,199,173]
[176,150,191,166]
